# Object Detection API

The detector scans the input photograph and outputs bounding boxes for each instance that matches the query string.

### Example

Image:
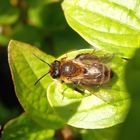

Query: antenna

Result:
[33,53,51,85]
[32,53,51,67]
[34,72,49,85]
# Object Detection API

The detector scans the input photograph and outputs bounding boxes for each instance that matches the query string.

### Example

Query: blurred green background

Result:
[0,0,90,131]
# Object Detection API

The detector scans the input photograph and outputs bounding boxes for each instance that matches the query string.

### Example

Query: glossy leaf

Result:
[8,40,63,128]
[2,113,54,140]
[47,49,130,129]
[62,0,140,58]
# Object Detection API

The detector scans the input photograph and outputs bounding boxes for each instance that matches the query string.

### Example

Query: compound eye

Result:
[54,60,60,66]
[50,60,61,79]
[52,69,60,79]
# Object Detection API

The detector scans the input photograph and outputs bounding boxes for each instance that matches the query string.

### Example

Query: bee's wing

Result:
[70,66,102,86]
[75,53,98,60]
[74,53,113,64]
[74,53,99,65]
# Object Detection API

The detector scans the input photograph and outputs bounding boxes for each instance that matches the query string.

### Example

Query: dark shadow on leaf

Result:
[117,48,140,140]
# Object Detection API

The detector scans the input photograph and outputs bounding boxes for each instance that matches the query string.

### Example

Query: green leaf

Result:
[81,125,119,140]
[117,48,140,140]
[62,0,140,58]
[47,49,130,129]
[8,40,64,128]
[0,103,19,125]
[2,113,54,140]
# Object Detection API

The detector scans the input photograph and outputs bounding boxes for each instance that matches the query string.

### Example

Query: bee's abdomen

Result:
[81,63,112,85]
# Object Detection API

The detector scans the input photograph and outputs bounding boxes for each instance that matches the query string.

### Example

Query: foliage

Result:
[1,0,140,140]
[2,113,54,140]
[62,0,140,58]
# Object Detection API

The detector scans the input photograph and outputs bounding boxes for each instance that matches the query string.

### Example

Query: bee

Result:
[33,52,113,87]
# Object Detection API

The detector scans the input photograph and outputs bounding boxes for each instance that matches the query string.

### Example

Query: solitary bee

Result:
[33,52,113,87]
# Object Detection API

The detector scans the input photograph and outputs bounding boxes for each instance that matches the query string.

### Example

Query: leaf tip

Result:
[8,39,16,51]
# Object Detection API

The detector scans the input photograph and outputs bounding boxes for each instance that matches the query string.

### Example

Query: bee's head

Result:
[33,54,61,85]
[50,60,61,79]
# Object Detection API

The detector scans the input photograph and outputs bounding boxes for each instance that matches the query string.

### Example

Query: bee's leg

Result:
[61,53,68,62]
[61,57,67,62]
[61,87,68,100]
[61,80,64,83]
[122,57,130,61]
[73,83,85,94]
[60,80,68,100]
[90,49,96,55]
